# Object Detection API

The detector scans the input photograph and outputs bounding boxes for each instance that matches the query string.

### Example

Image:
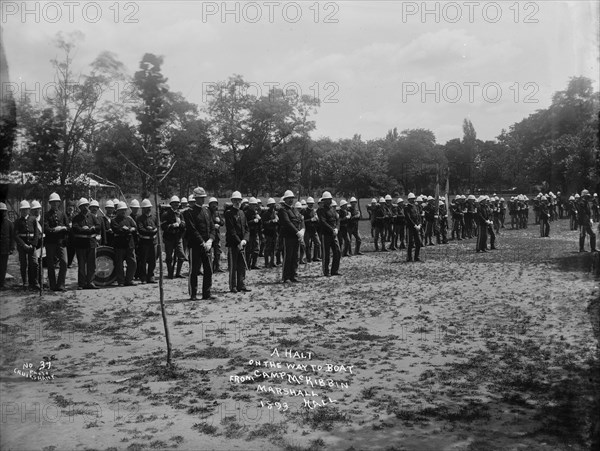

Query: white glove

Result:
[333,228,338,235]
[122,226,129,231]
[204,239,213,251]
[215,223,220,229]
[240,240,247,247]
[415,225,421,230]
[254,218,259,223]
[434,215,439,219]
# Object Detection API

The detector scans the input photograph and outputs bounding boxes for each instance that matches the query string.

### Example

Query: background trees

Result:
[6,34,599,200]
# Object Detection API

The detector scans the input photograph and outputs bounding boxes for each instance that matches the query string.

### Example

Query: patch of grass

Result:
[281,315,307,325]
[187,347,230,359]
[347,330,385,341]
[192,422,218,435]
[222,416,247,439]
[301,406,349,431]
[149,440,167,449]
[360,386,379,400]
[247,423,287,440]
[169,435,184,444]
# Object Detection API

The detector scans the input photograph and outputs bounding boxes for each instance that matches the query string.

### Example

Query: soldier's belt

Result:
[18,233,34,238]
[140,236,155,240]
[73,234,93,238]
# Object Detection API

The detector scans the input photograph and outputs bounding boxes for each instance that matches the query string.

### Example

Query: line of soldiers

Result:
[1,188,597,292]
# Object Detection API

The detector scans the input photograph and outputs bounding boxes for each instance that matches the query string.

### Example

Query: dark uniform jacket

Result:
[373,204,386,227]
[1,217,15,255]
[136,213,158,244]
[71,211,101,249]
[348,205,361,226]
[15,216,38,249]
[302,207,319,232]
[160,208,185,241]
[577,200,592,225]
[278,204,303,238]
[404,203,420,228]
[111,215,138,249]
[261,208,279,236]
[339,208,350,230]
[44,208,69,246]
[183,205,215,247]
[317,205,339,236]
[476,204,491,225]
[224,206,249,247]
[245,208,261,236]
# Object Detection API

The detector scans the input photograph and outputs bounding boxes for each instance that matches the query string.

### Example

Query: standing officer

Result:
[225,191,251,293]
[72,198,101,289]
[347,197,363,255]
[475,196,492,252]
[15,201,38,289]
[161,196,186,279]
[208,197,224,273]
[539,196,550,237]
[578,189,597,252]
[394,198,406,250]
[404,193,422,262]
[338,199,351,257]
[568,195,578,230]
[111,202,138,287]
[373,198,387,252]
[261,198,279,268]
[245,197,261,270]
[183,187,216,300]
[317,191,341,276]
[278,190,304,283]
[44,192,69,291]
[0,203,14,290]
[101,200,115,246]
[136,199,158,283]
[302,197,321,262]
[257,198,266,258]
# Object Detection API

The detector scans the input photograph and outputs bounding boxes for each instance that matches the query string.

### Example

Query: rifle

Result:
[39,190,45,297]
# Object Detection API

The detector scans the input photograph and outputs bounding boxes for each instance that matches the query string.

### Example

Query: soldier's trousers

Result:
[18,247,38,286]
[406,227,421,260]
[75,247,96,287]
[452,218,463,239]
[579,224,597,251]
[392,222,405,248]
[339,227,351,256]
[440,220,448,243]
[348,223,362,253]
[570,214,578,231]
[0,253,8,288]
[374,225,385,250]
[45,243,67,289]
[259,231,265,257]
[304,228,321,261]
[487,225,496,248]
[282,236,300,282]
[164,239,185,276]
[510,213,517,229]
[540,219,550,237]
[264,234,277,267]
[321,234,340,275]
[246,233,260,267]
[425,220,437,244]
[212,236,222,271]
[476,223,488,251]
[188,246,212,298]
[115,247,136,285]
[227,246,247,291]
[138,240,156,282]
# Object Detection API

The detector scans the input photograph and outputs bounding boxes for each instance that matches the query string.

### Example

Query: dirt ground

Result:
[1,218,598,451]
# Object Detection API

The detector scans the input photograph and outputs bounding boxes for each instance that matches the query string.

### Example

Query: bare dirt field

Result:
[1,218,599,451]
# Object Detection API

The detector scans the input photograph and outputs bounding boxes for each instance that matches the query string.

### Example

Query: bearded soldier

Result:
[404,193,422,262]
[225,191,251,293]
[302,197,321,262]
[44,193,69,291]
[278,191,304,283]
[317,191,341,276]
[578,190,597,252]
[72,198,101,289]
[208,197,224,273]
[161,196,186,279]
[111,202,138,287]
[136,199,158,283]
[261,198,279,268]
[347,197,363,255]
[183,187,216,300]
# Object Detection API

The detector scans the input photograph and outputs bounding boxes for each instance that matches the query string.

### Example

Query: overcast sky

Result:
[2,1,598,144]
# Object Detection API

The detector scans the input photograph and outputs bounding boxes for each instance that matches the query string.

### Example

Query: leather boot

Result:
[406,249,413,262]
[580,237,586,252]
[175,260,184,277]
[591,235,597,252]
